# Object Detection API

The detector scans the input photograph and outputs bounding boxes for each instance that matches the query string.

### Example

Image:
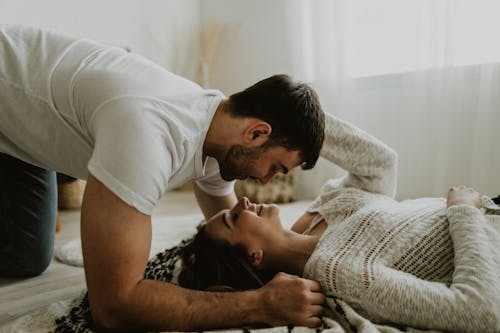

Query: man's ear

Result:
[248,249,264,269]
[243,121,272,147]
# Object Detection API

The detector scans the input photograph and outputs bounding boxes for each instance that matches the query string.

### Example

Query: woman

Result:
[202,113,500,333]
[55,113,499,332]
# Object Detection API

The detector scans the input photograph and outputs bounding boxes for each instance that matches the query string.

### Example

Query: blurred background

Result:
[1,0,499,201]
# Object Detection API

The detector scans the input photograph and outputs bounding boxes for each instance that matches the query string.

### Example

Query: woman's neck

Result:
[265,230,320,276]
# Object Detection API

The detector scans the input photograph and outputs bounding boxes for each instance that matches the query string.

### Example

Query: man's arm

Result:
[193,182,238,219]
[81,175,324,331]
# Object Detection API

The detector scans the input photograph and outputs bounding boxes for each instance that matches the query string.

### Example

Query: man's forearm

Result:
[91,272,325,331]
[92,279,265,331]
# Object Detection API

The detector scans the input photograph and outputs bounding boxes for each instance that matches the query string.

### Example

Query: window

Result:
[342,0,500,78]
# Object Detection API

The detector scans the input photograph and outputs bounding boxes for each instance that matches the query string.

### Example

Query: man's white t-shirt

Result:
[0,25,234,215]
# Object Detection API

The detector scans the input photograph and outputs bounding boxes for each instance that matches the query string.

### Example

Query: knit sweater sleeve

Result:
[320,113,398,197]
[363,205,500,332]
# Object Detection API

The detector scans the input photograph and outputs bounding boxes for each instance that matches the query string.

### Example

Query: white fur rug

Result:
[54,212,205,267]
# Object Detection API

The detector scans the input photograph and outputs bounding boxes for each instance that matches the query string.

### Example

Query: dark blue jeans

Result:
[0,153,57,277]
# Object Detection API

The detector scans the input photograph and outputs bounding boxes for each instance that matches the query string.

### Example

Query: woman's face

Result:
[205,197,283,250]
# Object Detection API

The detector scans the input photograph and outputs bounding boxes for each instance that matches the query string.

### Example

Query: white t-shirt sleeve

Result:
[87,98,174,215]
[195,157,235,197]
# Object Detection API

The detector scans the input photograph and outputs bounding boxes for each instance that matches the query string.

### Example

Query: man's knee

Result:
[0,153,57,277]
[0,239,54,277]
[19,248,53,277]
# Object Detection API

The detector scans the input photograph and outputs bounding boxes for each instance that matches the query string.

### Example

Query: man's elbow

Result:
[90,297,133,332]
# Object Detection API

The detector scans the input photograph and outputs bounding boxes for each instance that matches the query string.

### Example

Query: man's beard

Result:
[218,144,264,181]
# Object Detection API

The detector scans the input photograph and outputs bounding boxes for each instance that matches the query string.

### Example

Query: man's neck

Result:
[204,99,241,159]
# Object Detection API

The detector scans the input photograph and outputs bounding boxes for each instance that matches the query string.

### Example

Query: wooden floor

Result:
[0,190,202,326]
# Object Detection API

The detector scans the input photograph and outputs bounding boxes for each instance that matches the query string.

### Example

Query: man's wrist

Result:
[240,289,269,326]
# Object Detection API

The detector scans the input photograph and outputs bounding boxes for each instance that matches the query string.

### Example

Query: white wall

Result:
[0,0,201,81]
[199,0,306,91]
[198,1,500,201]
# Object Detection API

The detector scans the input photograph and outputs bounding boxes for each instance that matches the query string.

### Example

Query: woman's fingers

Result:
[447,186,482,208]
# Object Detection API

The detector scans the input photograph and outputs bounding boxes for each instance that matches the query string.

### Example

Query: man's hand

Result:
[258,272,325,327]
[447,186,482,208]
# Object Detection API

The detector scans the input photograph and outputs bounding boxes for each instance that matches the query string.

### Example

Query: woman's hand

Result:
[447,186,482,208]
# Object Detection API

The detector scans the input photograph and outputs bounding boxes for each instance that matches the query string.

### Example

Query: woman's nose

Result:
[237,197,259,214]
[240,196,250,209]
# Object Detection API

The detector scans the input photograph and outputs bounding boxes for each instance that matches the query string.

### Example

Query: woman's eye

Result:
[232,212,239,221]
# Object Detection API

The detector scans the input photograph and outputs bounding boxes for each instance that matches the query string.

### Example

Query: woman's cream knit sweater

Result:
[303,113,500,332]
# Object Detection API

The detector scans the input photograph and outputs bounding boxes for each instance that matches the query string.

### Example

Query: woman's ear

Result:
[243,121,272,147]
[248,249,264,269]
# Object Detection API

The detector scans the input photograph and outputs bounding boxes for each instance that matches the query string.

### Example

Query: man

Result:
[0,25,325,331]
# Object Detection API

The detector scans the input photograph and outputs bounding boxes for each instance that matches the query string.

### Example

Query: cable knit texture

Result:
[303,113,500,333]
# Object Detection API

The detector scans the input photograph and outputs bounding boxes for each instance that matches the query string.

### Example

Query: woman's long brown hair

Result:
[178,224,275,291]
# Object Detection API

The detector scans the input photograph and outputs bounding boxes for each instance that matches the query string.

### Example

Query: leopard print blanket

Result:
[53,235,191,333]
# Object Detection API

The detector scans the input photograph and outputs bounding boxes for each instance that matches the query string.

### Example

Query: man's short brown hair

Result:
[228,74,325,170]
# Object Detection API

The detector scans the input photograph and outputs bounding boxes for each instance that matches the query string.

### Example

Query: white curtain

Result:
[288,0,500,200]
